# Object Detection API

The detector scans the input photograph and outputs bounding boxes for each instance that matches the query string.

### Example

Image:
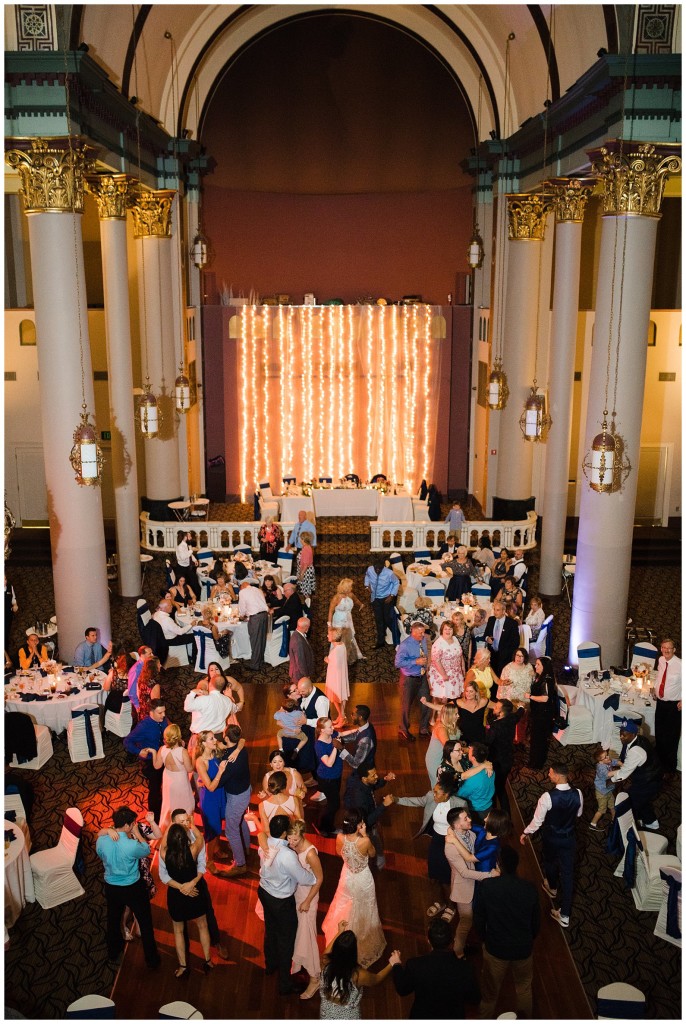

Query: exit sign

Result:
[101,431,111,440]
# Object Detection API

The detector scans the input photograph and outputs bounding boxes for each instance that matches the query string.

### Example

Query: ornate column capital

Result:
[129,188,176,238]
[588,141,681,217]
[85,173,133,220]
[506,193,555,240]
[5,137,95,214]
[546,177,597,223]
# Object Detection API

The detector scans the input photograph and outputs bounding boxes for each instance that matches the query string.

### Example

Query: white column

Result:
[87,174,142,597]
[570,142,681,665]
[6,139,110,657]
[495,194,554,501]
[131,189,181,501]
[539,180,595,595]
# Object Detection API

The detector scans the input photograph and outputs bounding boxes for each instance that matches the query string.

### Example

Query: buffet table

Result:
[4,823,35,928]
[575,675,657,747]
[5,671,108,734]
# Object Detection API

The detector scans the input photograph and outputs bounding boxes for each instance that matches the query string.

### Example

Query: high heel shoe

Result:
[175,964,189,979]
[300,979,320,1000]
[203,958,214,974]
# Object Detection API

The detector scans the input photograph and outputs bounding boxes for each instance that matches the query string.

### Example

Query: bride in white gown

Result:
[321,810,386,968]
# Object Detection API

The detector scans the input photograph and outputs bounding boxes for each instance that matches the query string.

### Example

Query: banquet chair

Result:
[577,641,602,677]
[389,551,405,574]
[605,710,643,753]
[529,615,553,661]
[196,549,216,601]
[497,1014,518,1020]
[164,559,177,590]
[553,693,593,746]
[631,642,658,670]
[9,717,54,771]
[421,580,446,607]
[164,638,191,670]
[561,561,575,606]
[472,583,491,607]
[234,544,253,556]
[611,794,676,909]
[371,473,387,483]
[67,704,104,763]
[596,982,646,1019]
[414,548,431,563]
[258,482,279,520]
[104,694,133,738]
[193,628,233,674]
[66,995,116,1018]
[318,476,333,486]
[265,615,290,667]
[30,807,85,910]
[136,599,151,631]
[397,586,419,616]
[344,473,360,485]
[277,548,296,578]
[518,623,532,652]
[159,1002,203,1020]
[412,498,431,523]
[4,791,31,851]
[282,476,296,487]
[653,866,682,948]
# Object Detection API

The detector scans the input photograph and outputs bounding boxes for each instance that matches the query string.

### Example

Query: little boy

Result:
[273,697,308,758]
[444,501,466,532]
[590,746,620,831]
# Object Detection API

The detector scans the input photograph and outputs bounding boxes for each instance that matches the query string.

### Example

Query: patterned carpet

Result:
[4,503,681,1018]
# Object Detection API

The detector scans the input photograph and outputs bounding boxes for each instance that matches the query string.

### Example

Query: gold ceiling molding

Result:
[129,188,176,238]
[5,137,95,214]
[546,177,596,223]
[506,193,555,240]
[589,141,681,217]
[85,173,133,220]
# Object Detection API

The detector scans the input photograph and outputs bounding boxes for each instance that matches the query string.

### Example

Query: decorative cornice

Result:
[546,177,597,223]
[5,136,95,214]
[129,188,176,237]
[506,193,555,240]
[588,141,681,216]
[85,173,133,219]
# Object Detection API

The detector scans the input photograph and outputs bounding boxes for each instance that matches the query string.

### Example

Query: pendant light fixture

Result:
[487,35,515,411]
[61,32,104,485]
[174,363,192,412]
[467,76,485,270]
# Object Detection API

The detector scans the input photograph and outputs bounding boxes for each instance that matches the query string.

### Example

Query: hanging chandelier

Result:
[488,357,509,409]
[138,378,161,437]
[190,231,209,269]
[174,363,192,413]
[519,383,552,442]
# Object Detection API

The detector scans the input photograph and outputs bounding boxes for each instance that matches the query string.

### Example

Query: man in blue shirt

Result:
[287,510,317,550]
[123,699,168,822]
[394,621,431,740]
[457,743,495,819]
[73,626,112,670]
[95,805,160,968]
[364,560,400,647]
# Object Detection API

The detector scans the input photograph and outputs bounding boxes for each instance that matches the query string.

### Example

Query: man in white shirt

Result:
[654,638,682,772]
[607,719,662,829]
[183,675,237,735]
[510,549,527,588]
[257,813,316,996]
[238,580,270,671]
[286,510,317,551]
[153,599,194,657]
[175,531,200,594]
[520,762,582,929]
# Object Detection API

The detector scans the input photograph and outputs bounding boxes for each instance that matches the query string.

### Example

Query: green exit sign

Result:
[100,431,111,440]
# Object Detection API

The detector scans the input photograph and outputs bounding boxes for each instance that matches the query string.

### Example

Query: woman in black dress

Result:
[163,823,213,977]
[489,548,511,601]
[455,681,489,745]
[525,656,557,769]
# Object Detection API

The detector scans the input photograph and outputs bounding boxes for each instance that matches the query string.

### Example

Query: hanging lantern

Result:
[582,418,630,493]
[138,381,160,438]
[174,365,192,413]
[519,386,552,442]
[487,358,509,410]
[467,225,485,270]
[191,232,209,270]
[69,407,105,486]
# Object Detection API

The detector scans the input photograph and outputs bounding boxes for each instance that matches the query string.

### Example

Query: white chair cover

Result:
[529,615,553,661]
[653,865,682,948]
[631,643,658,669]
[10,723,53,771]
[276,549,296,578]
[104,695,133,738]
[159,1002,204,1020]
[597,982,646,1019]
[192,628,232,674]
[414,549,431,562]
[265,615,290,667]
[66,995,116,1018]
[612,792,669,878]
[136,598,151,627]
[472,583,491,607]
[67,703,104,763]
[421,579,446,607]
[518,623,532,651]
[577,641,602,676]
[259,481,273,498]
[30,807,85,910]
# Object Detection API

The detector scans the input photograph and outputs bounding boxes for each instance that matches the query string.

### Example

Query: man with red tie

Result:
[654,638,682,773]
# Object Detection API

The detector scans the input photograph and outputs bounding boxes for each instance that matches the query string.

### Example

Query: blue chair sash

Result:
[273,621,290,658]
[253,492,260,519]
[596,996,645,1019]
[605,814,624,857]
[283,476,296,485]
[578,647,600,664]
[72,707,99,758]
[67,1008,115,1019]
[193,629,208,671]
[660,870,682,939]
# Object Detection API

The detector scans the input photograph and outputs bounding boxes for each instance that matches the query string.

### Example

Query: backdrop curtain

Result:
[236,304,445,499]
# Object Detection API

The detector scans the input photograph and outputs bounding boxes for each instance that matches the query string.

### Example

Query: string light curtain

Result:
[238,304,444,499]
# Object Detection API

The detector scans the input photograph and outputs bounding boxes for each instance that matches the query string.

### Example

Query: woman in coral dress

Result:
[428,621,465,701]
[324,628,350,728]
[153,724,194,829]
[287,818,323,1001]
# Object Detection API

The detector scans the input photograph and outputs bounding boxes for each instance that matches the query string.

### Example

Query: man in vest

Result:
[520,761,582,929]
[607,719,662,830]
[297,677,330,800]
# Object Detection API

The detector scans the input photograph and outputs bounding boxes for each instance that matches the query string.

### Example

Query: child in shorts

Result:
[590,746,619,830]
[273,698,308,756]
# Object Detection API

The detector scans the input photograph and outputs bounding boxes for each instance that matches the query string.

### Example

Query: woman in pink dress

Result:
[152,724,194,829]
[287,818,323,1001]
[324,628,350,728]
[428,621,465,703]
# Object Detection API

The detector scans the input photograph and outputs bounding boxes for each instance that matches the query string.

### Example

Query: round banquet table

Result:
[575,675,657,746]
[406,561,450,597]
[4,822,35,928]
[5,671,108,734]
[176,605,252,661]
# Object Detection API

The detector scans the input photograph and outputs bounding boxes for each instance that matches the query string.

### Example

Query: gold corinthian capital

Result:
[546,177,597,223]
[5,137,95,214]
[85,173,133,220]
[588,141,681,217]
[129,188,176,238]
[506,193,555,240]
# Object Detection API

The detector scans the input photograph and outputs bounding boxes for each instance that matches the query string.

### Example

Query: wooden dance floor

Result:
[111,680,593,1019]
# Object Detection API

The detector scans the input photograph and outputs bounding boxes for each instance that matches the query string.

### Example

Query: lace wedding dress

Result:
[322,837,386,967]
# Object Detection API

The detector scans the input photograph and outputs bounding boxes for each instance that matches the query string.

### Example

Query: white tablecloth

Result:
[575,678,657,746]
[279,496,315,520]
[6,672,107,734]
[406,561,450,594]
[4,823,35,928]
[177,606,252,661]
[377,494,413,521]
[313,488,379,516]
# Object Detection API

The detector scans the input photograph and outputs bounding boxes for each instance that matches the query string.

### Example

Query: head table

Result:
[278,486,413,521]
[5,669,107,734]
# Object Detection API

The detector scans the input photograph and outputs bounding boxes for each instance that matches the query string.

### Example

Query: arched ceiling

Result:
[76,4,615,145]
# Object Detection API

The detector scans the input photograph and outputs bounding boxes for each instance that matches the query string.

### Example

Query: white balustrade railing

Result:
[140,513,296,553]
[369,512,538,553]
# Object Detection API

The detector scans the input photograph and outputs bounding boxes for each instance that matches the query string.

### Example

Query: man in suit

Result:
[288,616,314,683]
[484,698,524,816]
[281,582,305,632]
[483,601,519,678]
[335,704,377,769]
[473,844,540,1019]
[342,761,395,869]
[392,918,480,1019]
